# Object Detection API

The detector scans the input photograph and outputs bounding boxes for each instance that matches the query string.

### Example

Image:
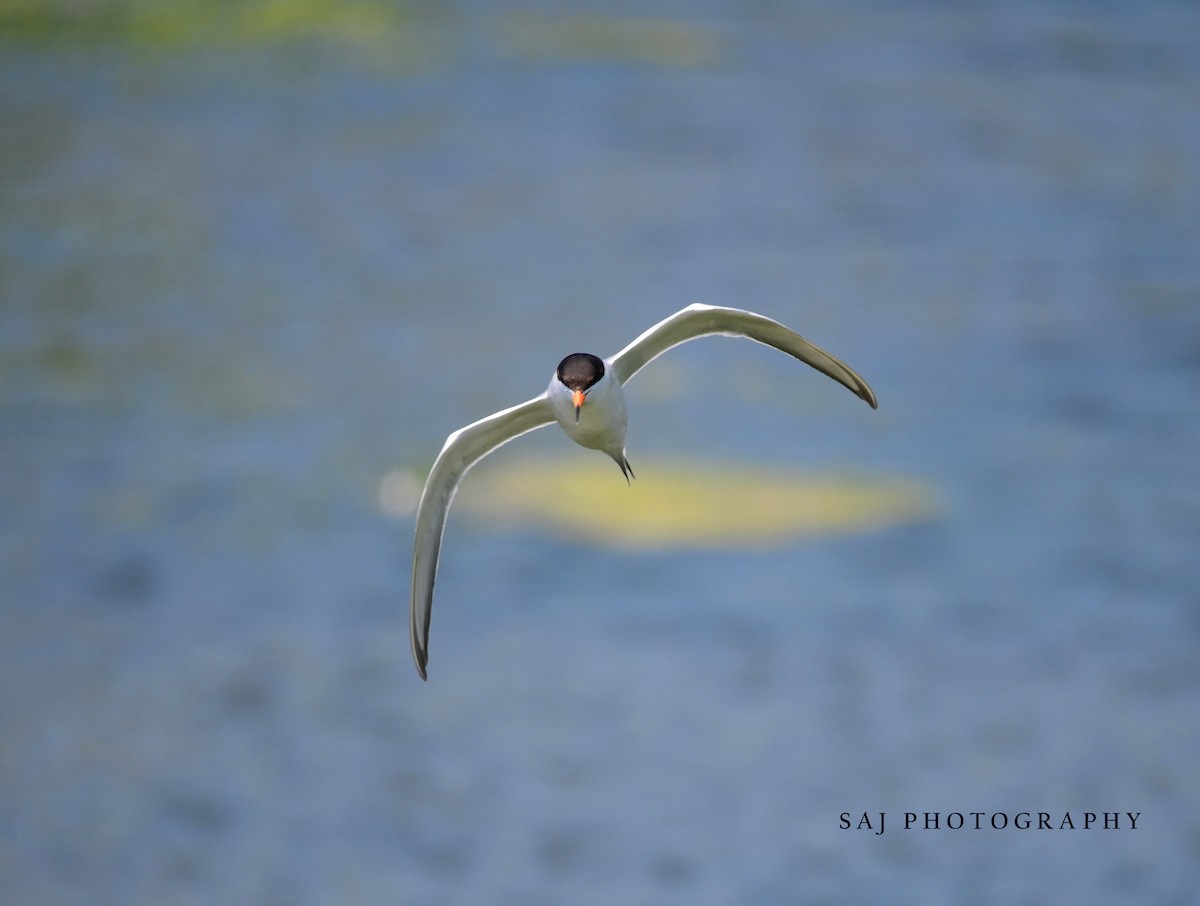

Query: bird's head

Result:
[556,352,605,423]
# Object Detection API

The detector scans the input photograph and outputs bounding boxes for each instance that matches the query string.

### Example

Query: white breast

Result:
[546,369,629,455]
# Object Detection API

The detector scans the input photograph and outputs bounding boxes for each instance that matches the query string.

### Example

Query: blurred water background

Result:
[2,1,1199,903]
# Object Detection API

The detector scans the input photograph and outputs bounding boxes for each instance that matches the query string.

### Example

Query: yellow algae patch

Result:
[459,458,936,549]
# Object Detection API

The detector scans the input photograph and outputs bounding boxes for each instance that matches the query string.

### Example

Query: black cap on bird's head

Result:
[556,353,604,423]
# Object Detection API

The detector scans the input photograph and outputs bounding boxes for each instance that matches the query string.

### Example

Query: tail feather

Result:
[612,451,635,484]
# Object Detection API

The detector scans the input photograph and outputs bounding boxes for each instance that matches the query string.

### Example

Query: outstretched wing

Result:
[410,394,556,679]
[607,303,877,408]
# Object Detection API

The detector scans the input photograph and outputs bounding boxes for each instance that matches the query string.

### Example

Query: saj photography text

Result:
[840,811,1142,836]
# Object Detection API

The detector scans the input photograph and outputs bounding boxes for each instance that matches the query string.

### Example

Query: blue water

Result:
[2,3,1199,903]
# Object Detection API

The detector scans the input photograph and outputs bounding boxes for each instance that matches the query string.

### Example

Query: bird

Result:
[409,303,877,679]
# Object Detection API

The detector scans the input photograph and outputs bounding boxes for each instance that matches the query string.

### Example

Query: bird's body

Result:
[409,303,877,679]
[546,352,633,479]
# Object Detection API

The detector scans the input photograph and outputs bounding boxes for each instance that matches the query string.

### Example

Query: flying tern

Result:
[409,303,877,679]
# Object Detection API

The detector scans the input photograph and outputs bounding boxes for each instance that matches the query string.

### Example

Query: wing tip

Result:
[411,628,430,680]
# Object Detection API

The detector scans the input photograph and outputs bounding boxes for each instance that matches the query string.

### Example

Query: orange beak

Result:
[572,389,586,423]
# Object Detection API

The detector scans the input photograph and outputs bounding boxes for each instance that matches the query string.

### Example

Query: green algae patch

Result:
[460,458,936,549]
[0,2,720,70]
[0,0,413,49]
[128,0,405,47]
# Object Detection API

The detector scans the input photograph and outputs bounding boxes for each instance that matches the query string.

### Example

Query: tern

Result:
[409,303,877,679]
